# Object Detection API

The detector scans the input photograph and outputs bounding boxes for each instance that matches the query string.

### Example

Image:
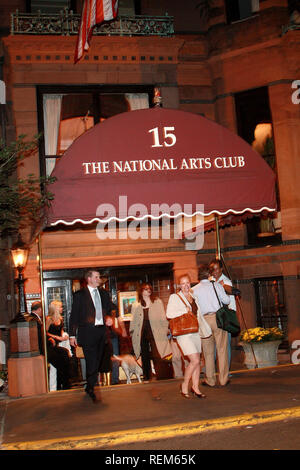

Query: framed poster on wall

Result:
[118,291,137,321]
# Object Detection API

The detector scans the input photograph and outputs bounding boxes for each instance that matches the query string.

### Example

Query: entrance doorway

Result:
[43,263,174,331]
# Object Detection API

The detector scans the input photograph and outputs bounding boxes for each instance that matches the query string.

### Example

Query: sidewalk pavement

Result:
[1,360,299,451]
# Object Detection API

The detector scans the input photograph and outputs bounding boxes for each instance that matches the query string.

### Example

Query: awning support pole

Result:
[215,215,221,260]
[37,233,49,392]
[220,254,258,369]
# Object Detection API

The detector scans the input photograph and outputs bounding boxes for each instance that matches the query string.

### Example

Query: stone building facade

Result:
[0,0,299,357]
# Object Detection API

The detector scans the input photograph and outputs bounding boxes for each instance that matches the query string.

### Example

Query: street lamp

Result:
[10,234,29,323]
[8,234,47,398]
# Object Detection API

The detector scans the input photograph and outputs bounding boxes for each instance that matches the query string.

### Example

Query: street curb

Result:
[229,362,298,375]
[2,404,300,450]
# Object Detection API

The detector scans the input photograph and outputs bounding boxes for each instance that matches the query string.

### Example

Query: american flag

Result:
[74,0,119,64]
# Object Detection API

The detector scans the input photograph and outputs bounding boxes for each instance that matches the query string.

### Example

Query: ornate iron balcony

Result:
[10,9,174,37]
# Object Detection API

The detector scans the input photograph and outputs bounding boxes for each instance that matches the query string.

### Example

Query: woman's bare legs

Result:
[181,353,200,394]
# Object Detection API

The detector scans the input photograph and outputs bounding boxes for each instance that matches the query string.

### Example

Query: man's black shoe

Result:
[89,390,97,403]
[85,386,98,402]
[87,389,99,403]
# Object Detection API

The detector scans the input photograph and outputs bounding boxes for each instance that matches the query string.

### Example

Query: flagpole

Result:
[215,214,221,260]
[37,233,49,392]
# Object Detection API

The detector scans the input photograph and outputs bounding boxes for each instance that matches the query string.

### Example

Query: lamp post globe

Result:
[10,235,29,323]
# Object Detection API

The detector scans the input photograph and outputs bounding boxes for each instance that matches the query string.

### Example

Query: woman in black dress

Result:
[46,300,71,390]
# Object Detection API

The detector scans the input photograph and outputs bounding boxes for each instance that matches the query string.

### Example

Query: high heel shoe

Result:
[180,385,191,399]
[191,387,206,398]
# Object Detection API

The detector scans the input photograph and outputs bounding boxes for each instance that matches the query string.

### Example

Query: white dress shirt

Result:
[192,279,230,315]
[217,273,236,311]
[87,285,104,325]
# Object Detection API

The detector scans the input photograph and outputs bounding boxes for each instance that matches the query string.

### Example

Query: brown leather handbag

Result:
[169,294,199,336]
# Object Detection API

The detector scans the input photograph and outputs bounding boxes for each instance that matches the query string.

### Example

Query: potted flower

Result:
[239,327,284,369]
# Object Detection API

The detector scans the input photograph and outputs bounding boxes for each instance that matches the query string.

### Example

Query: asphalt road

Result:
[103,415,300,451]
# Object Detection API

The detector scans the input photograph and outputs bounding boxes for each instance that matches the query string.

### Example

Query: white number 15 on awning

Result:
[149,126,176,148]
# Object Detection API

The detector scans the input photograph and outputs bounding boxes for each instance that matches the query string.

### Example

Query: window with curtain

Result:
[234,86,281,246]
[29,0,74,13]
[38,86,153,177]
[29,0,140,15]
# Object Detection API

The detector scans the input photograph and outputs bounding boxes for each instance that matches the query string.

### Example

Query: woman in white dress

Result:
[166,274,211,399]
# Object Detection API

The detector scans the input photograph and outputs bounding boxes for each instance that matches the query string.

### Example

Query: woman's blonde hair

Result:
[48,300,63,323]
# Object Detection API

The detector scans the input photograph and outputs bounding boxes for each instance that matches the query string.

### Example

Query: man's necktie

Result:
[93,288,103,324]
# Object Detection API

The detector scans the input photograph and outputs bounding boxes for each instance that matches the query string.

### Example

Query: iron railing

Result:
[254,278,289,349]
[10,9,174,37]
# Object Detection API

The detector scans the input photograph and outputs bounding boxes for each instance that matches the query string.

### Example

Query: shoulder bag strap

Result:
[211,281,223,308]
[176,293,191,311]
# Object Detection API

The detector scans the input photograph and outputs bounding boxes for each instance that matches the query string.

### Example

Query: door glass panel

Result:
[44,280,72,331]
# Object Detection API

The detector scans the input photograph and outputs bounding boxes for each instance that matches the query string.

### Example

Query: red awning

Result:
[46,107,276,226]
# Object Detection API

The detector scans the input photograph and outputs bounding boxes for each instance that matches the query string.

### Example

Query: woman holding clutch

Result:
[166,274,211,399]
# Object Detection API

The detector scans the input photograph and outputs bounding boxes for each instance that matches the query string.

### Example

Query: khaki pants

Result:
[202,313,229,386]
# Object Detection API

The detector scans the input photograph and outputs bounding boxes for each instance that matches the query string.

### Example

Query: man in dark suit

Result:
[69,269,113,402]
[30,301,44,354]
